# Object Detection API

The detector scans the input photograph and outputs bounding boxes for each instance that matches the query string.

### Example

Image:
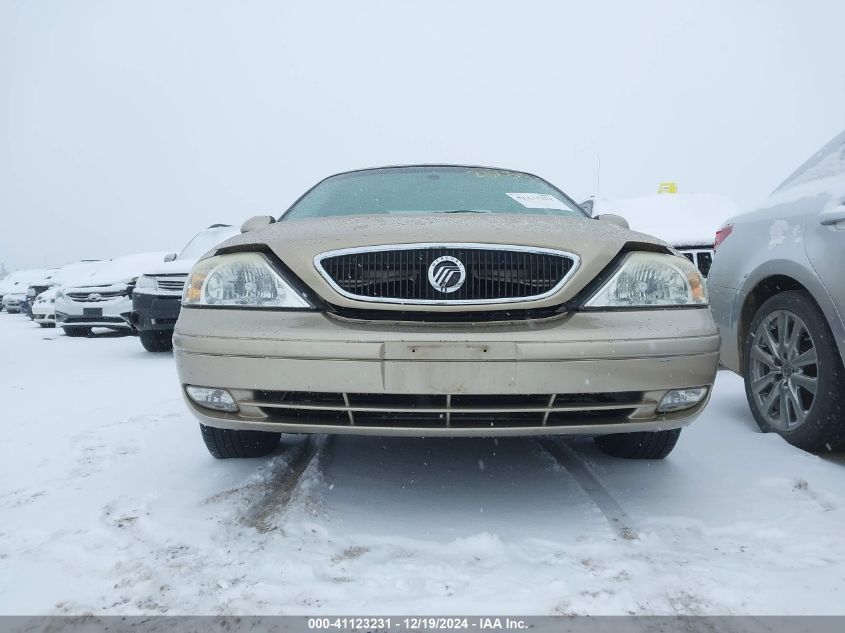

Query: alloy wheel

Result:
[749,309,819,431]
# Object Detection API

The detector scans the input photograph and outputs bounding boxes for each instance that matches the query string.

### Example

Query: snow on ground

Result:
[1,314,844,615]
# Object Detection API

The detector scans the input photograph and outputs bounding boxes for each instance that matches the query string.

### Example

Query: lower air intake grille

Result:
[240,391,643,428]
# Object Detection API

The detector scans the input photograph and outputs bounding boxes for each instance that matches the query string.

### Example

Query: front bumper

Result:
[174,308,720,437]
[131,291,182,332]
[55,294,133,330]
[33,303,56,324]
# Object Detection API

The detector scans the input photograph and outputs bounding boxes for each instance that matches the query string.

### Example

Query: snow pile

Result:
[590,193,742,247]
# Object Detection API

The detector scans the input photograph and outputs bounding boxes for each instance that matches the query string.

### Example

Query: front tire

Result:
[38,322,53,328]
[595,429,682,459]
[743,290,845,452]
[199,424,281,459]
[63,326,92,337]
[139,329,173,352]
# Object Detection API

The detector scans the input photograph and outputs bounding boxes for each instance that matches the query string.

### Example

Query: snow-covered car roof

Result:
[67,252,171,288]
[0,268,54,293]
[586,193,742,247]
[47,260,106,288]
[28,269,60,287]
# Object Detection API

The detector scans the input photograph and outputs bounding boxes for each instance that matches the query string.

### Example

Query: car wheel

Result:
[63,326,92,337]
[743,290,845,452]
[595,429,681,459]
[139,329,173,352]
[38,322,52,328]
[199,424,281,459]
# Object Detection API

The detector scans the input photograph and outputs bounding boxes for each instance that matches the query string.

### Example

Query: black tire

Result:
[63,326,92,337]
[139,329,173,352]
[199,424,281,459]
[595,429,682,459]
[743,290,845,452]
[38,322,52,328]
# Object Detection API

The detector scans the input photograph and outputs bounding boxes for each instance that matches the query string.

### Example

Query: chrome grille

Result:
[243,391,642,428]
[155,277,187,293]
[66,290,125,302]
[316,244,578,304]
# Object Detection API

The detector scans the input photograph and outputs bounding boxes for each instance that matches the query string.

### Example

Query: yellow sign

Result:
[658,182,678,194]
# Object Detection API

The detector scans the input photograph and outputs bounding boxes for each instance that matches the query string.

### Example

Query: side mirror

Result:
[163,252,178,262]
[596,213,630,229]
[241,215,276,233]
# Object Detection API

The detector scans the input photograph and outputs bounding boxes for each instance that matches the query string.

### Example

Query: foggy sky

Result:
[2,0,844,271]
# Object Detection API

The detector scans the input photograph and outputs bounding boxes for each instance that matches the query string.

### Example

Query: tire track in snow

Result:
[240,434,330,533]
[537,438,637,541]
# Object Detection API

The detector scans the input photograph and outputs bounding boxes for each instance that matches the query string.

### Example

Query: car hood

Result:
[142,259,196,276]
[63,280,133,293]
[214,214,668,311]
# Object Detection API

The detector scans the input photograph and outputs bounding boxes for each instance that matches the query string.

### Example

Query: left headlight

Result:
[183,252,312,309]
[585,251,707,308]
[135,275,156,290]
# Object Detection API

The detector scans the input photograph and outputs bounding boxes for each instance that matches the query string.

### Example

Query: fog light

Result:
[657,387,708,413]
[185,385,238,412]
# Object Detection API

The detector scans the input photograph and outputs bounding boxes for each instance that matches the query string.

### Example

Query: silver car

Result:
[709,131,845,451]
[174,165,719,460]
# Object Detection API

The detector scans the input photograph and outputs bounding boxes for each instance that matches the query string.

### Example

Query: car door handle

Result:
[819,205,845,226]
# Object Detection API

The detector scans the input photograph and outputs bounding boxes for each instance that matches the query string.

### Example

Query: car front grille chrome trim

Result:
[155,277,187,293]
[313,243,580,305]
[66,291,125,302]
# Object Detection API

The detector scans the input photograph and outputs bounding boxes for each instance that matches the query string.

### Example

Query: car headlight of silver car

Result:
[183,252,312,309]
[585,252,707,308]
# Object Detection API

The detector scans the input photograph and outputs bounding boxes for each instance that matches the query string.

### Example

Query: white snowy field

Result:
[1,314,844,616]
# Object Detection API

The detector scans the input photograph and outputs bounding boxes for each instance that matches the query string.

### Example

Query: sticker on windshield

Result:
[506,192,569,210]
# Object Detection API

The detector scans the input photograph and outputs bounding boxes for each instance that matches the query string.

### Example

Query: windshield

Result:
[178,225,239,261]
[283,166,586,220]
[775,129,845,193]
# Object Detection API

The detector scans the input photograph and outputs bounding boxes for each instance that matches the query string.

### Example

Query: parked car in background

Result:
[581,193,741,277]
[32,288,59,327]
[709,129,845,452]
[31,260,103,328]
[132,224,238,352]
[0,269,49,314]
[174,165,718,460]
[54,252,170,337]
[22,271,59,319]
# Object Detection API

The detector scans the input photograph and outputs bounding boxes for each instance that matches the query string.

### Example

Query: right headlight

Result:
[183,252,312,309]
[585,252,707,308]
